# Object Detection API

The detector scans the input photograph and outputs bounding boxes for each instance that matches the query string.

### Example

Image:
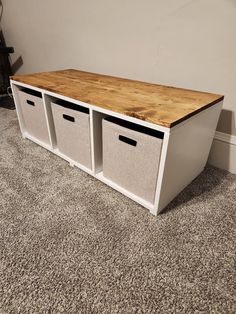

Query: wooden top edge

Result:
[10,68,224,99]
[11,69,224,128]
[169,97,224,127]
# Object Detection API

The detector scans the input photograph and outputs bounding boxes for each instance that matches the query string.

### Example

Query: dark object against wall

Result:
[0,30,13,95]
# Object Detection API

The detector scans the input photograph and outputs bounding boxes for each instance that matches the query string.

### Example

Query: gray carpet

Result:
[0,107,235,314]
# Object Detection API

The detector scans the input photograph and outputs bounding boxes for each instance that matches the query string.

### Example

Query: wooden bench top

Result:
[11,69,224,128]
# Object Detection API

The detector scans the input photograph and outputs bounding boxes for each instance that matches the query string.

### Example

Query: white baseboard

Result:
[208,131,236,174]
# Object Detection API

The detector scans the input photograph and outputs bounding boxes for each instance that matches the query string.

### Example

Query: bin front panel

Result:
[52,103,92,169]
[103,119,162,203]
[18,90,50,145]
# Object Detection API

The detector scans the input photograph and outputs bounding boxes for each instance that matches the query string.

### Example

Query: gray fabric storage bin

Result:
[51,101,92,169]
[18,89,50,145]
[103,117,163,203]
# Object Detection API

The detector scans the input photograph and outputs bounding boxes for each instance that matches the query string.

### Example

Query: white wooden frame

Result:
[11,80,223,215]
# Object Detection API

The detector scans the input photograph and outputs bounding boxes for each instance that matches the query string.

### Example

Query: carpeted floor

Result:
[0,107,235,314]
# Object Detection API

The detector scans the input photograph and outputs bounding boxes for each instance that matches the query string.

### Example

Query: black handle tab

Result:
[26,100,35,106]
[63,114,75,122]
[119,135,137,146]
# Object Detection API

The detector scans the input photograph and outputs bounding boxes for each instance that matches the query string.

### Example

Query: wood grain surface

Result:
[11,69,224,128]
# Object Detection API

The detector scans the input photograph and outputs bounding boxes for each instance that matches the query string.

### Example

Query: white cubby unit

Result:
[11,72,223,215]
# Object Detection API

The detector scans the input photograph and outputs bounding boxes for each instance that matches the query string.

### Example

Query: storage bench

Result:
[10,69,224,215]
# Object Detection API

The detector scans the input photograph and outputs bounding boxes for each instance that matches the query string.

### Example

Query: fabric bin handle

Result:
[119,135,137,147]
[26,100,35,106]
[63,114,75,122]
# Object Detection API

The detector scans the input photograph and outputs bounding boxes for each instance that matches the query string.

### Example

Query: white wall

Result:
[2,0,236,171]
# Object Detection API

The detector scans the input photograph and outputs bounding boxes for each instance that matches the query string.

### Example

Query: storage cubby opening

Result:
[92,112,164,176]
[49,97,92,169]
[102,116,163,204]
[13,86,50,145]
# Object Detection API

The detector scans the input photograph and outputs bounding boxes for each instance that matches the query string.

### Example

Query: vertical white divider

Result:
[152,132,170,215]
[89,110,109,174]
[90,111,110,175]
[42,93,57,149]
[10,83,26,137]
[89,109,96,174]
